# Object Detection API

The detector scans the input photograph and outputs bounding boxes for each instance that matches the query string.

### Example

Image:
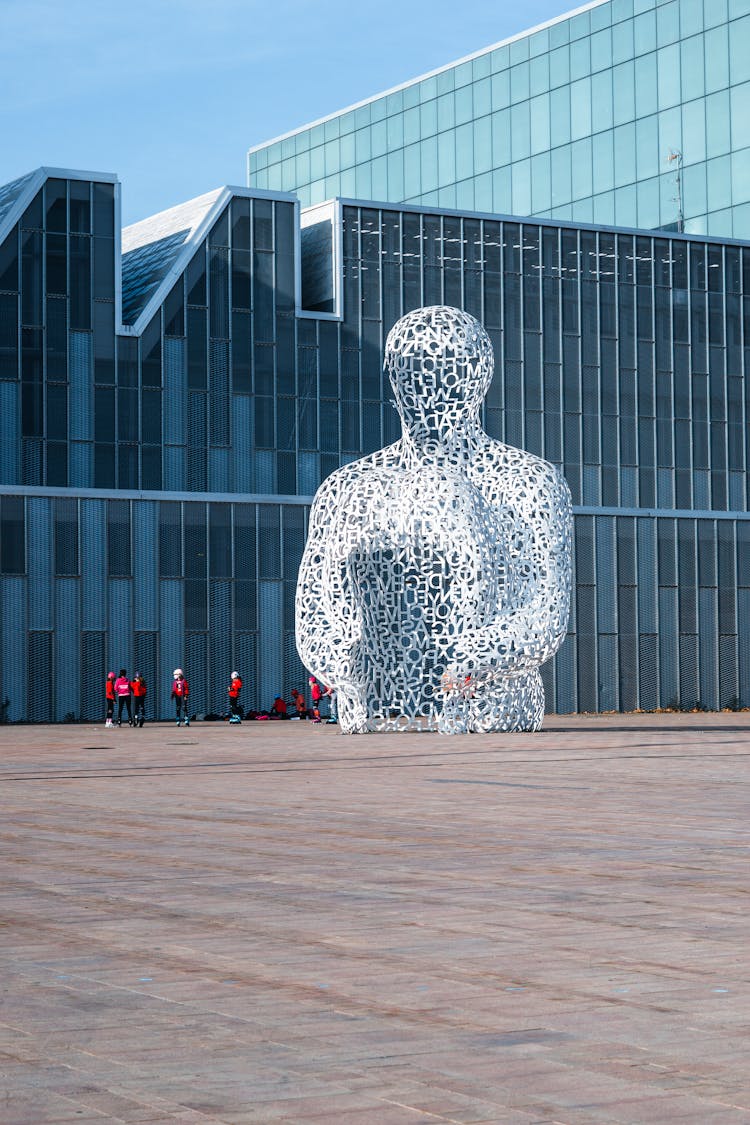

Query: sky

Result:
[1,0,587,227]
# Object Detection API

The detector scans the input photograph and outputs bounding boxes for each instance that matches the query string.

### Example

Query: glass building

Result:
[1,166,749,721]
[248,0,750,239]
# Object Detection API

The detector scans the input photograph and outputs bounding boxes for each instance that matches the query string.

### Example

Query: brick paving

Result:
[0,714,749,1124]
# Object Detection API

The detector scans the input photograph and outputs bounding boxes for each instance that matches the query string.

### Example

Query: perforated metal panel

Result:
[636,520,657,633]
[81,631,105,721]
[233,633,257,711]
[539,659,555,711]
[69,441,93,487]
[258,580,282,708]
[163,446,185,491]
[69,331,93,442]
[595,517,616,633]
[679,634,699,709]
[22,438,43,486]
[657,587,679,706]
[107,578,132,674]
[698,587,718,709]
[554,635,577,714]
[283,631,307,705]
[254,450,274,491]
[187,393,207,491]
[208,447,230,492]
[297,451,319,496]
[159,579,184,714]
[638,635,658,712]
[134,632,158,719]
[577,634,597,712]
[54,578,79,720]
[737,589,750,706]
[163,338,186,444]
[718,634,739,708]
[27,632,52,721]
[656,468,674,508]
[185,632,206,716]
[133,501,158,631]
[209,339,230,447]
[619,632,638,711]
[0,382,19,484]
[231,395,253,492]
[597,634,619,711]
[209,580,231,713]
[27,497,52,630]
[1,577,27,721]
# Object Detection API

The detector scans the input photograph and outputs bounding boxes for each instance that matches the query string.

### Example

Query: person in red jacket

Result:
[270,694,288,718]
[309,676,323,723]
[105,672,116,728]
[228,671,243,721]
[114,669,133,726]
[171,668,190,726]
[131,673,147,728]
[291,688,307,719]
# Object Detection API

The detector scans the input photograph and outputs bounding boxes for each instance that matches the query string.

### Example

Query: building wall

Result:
[1,171,750,720]
[248,0,750,239]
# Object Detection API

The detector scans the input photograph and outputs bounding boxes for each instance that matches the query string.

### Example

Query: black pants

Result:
[117,695,132,724]
[106,698,114,721]
[229,696,241,716]
[133,697,145,726]
[174,696,188,721]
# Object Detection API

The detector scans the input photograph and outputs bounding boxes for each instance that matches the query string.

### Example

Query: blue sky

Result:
[1,0,582,226]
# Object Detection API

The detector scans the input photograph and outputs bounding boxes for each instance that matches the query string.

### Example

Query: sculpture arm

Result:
[295,473,363,678]
[452,468,573,676]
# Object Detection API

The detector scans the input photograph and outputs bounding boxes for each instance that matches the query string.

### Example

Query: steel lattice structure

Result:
[296,306,572,734]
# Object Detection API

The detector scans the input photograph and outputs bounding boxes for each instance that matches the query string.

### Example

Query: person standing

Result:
[131,673,147,728]
[291,688,307,719]
[114,669,133,726]
[309,675,323,723]
[105,672,116,728]
[228,671,243,722]
[171,668,190,726]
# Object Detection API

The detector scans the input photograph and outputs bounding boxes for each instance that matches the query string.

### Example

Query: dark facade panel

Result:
[0,172,749,720]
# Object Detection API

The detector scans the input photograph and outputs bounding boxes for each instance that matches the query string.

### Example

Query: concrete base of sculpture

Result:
[296,306,572,734]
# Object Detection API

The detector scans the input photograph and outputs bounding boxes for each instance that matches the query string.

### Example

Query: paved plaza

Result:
[1,714,749,1124]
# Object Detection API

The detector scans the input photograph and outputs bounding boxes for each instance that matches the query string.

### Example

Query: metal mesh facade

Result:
[0,170,749,720]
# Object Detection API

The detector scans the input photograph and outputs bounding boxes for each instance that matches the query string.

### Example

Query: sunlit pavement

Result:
[1,714,749,1123]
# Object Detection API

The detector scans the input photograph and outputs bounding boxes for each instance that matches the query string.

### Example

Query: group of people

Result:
[105,668,190,728]
[105,670,147,728]
[290,678,337,723]
[104,668,335,726]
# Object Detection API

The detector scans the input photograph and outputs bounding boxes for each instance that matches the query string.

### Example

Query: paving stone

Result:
[1,715,749,1123]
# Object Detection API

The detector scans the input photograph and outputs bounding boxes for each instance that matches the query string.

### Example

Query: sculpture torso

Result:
[296,306,572,734]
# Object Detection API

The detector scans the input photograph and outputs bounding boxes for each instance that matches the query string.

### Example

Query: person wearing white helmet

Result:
[228,671,243,722]
[171,668,190,726]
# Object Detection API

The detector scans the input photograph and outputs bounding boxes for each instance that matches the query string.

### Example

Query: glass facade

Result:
[248,0,750,239]
[1,169,750,720]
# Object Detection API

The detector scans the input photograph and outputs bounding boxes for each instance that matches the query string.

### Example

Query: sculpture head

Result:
[385,306,494,441]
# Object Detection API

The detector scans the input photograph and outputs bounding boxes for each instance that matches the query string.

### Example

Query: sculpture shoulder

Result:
[310,443,402,506]
[474,438,571,509]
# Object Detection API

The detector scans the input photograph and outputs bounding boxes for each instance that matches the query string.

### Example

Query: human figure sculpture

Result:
[296,305,572,734]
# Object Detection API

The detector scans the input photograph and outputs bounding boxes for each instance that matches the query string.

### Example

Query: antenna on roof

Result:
[667,150,684,234]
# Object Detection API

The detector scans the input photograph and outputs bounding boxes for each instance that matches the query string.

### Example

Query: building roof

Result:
[121,188,224,324]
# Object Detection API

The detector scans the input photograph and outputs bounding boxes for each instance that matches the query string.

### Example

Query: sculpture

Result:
[296,306,572,734]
